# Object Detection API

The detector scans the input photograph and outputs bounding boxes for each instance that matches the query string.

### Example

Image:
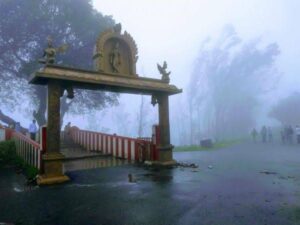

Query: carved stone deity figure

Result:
[39,37,68,64]
[109,42,121,73]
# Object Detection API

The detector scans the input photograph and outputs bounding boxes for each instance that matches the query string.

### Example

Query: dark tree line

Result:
[269,92,300,125]
[184,25,280,143]
[0,0,119,127]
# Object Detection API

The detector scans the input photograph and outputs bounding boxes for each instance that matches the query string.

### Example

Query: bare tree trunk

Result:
[32,86,72,130]
[33,86,47,127]
[188,100,194,145]
[60,95,72,129]
[196,105,202,143]
[137,95,145,137]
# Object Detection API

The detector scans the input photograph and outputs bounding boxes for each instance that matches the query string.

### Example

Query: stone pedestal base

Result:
[145,145,177,167]
[158,145,173,161]
[147,160,177,167]
[37,174,70,185]
[37,152,70,185]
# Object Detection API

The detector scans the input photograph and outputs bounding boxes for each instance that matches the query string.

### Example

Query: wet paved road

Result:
[1,141,300,225]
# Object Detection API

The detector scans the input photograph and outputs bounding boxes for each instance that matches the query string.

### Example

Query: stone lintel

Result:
[29,65,182,96]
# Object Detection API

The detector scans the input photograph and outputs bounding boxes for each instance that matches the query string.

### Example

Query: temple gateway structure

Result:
[30,24,182,184]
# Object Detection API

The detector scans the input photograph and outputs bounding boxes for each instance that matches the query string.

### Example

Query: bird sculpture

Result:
[157,61,171,83]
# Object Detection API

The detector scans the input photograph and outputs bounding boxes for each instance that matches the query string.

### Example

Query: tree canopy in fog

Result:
[0,0,118,127]
[269,92,300,125]
[187,25,280,141]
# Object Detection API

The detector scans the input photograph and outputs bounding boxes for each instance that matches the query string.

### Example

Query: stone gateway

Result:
[30,23,182,185]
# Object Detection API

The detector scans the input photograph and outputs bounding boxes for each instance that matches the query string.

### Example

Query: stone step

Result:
[60,143,81,147]
[63,157,131,172]
[61,147,109,160]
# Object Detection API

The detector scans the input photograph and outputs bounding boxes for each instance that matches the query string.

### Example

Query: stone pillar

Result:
[37,80,69,185]
[47,80,61,152]
[156,94,176,166]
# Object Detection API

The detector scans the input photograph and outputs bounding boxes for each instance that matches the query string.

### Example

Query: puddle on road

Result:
[141,173,173,182]
[67,173,173,190]
[12,182,39,193]
[126,172,173,183]
[68,183,98,188]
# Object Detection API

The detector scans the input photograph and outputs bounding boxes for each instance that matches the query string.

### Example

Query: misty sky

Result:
[7,0,300,137]
[93,0,300,94]
[81,0,300,136]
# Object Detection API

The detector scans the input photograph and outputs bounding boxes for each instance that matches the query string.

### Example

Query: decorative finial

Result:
[157,61,171,83]
[113,23,122,34]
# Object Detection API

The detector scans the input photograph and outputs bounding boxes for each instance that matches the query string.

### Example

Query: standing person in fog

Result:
[284,126,289,144]
[295,125,300,144]
[28,120,37,141]
[287,125,294,144]
[261,126,267,143]
[251,128,258,142]
[267,127,273,143]
[281,129,286,144]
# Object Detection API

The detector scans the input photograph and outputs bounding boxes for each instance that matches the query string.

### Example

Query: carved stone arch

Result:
[93,25,138,76]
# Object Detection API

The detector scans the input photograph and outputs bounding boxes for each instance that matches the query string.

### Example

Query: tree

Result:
[188,25,280,141]
[136,95,158,138]
[269,92,300,125]
[137,95,147,137]
[0,0,118,127]
[170,96,190,145]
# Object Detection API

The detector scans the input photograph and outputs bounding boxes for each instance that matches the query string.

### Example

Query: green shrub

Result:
[0,140,17,166]
[24,165,39,180]
[0,140,39,179]
[13,156,25,168]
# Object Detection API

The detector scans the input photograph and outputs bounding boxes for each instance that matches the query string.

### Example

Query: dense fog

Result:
[1,0,300,146]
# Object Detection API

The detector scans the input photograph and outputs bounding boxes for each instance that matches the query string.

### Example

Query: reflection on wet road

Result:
[63,157,132,172]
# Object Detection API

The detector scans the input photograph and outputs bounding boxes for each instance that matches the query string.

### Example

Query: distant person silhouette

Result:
[267,127,273,143]
[295,125,300,144]
[280,129,286,144]
[28,120,37,141]
[251,128,258,142]
[261,126,267,143]
[287,125,294,144]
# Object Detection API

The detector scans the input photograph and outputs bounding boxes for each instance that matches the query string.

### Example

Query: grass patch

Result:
[0,140,39,180]
[174,139,241,152]
[293,207,300,222]
[278,206,300,225]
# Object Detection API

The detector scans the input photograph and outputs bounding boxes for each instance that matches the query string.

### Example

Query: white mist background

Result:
[7,0,300,145]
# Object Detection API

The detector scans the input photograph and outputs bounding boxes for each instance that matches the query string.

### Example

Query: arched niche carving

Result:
[93,24,138,76]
